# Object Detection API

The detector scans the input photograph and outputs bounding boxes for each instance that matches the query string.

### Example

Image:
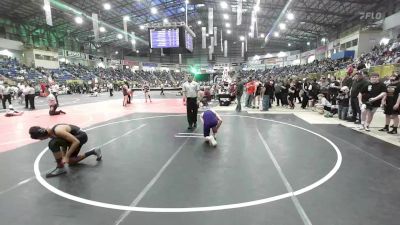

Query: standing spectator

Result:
[245,78,256,108]
[182,75,200,130]
[301,79,310,109]
[160,83,165,96]
[107,82,113,97]
[349,72,368,123]
[254,81,262,109]
[235,77,244,112]
[274,81,282,106]
[337,86,350,120]
[288,83,296,109]
[379,74,400,134]
[358,73,387,131]
[0,82,12,109]
[262,80,274,111]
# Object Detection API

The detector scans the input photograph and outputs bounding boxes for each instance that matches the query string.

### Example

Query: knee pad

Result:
[48,138,69,153]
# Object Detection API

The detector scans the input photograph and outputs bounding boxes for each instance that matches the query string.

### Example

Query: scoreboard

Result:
[149,27,195,53]
[150,28,180,48]
[185,30,193,52]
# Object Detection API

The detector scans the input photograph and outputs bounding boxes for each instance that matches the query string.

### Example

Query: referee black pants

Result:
[2,94,11,109]
[186,97,198,126]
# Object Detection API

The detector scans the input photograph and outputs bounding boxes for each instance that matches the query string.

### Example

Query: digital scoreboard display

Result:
[150,28,180,48]
[185,30,193,52]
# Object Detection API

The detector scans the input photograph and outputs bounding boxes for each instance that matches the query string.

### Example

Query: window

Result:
[352,39,358,47]
[35,54,44,60]
[345,41,351,48]
[340,43,345,50]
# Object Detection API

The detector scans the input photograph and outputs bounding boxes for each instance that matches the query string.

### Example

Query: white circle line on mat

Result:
[34,114,342,213]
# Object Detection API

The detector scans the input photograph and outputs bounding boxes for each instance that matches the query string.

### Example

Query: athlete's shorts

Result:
[203,120,218,137]
[48,132,88,156]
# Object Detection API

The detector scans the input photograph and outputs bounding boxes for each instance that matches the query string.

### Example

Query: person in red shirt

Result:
[245,78,256,108]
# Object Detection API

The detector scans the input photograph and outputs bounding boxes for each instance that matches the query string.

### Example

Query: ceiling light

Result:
[239,36,245,41]
[151,7,157,14]
[321,38,326,43]
[197,21,202,25]
[115,51,118,55]
[273,32,279,37]
[163,18,169,23]
[74,16,83,24]
[260,33,265,38]
[248,32,252,37]
[117,34,123,39]
[300,21,306,24]
[136,50,140,53]
[288,43,291,47]
[99,27,106,32]
[279,23,286,30]
[307,41,310,46]
[123,16,130,21]
[225,23,231,28]
[185,0,189,4]
[197,4,205,7]
[227,30,231,34]
[223,14,229,20]
[180,7,185,12]
[131,39,136,44]
[220,1,228,9]
[140,25,145,30]
[254,5,260,12]
[287,12,294,20]
[103,3,111,10]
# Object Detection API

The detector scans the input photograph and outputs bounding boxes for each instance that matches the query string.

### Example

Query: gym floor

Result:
[0,92,399,225]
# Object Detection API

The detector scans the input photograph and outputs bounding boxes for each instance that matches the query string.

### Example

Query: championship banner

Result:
[208,8,213,35]
[210,37,214,54]
[202,27,207,49]
[241,42,244,58]
[44,0,52,26]
[221,30,223,52]
[92,13,99,42]
[131,32,136,51]
[214,27,217,46]
[237,0,242,26]
[179,54,182,64]
[224,40,228,57]
[209,37,214,60]
[123,20,128,41]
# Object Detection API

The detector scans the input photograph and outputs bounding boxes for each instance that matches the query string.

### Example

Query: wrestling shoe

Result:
[94,148,102,161]
[209,136,217,147]
[46,167,67,178]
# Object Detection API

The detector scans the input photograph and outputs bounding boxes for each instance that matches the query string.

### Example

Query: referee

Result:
[182,74,200,130]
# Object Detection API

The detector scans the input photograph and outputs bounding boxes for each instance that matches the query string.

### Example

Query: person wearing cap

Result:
[182,74,200,130]
[4,105,23,117]
[0,82,12,109]
[28,124,102,178]
[357,73,387,131]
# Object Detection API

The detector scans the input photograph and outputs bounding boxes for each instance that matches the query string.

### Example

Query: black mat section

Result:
[0,113,399,225]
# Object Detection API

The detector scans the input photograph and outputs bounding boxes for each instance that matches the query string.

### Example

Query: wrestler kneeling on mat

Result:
[29,124,102,178]
[200,108,222,146]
